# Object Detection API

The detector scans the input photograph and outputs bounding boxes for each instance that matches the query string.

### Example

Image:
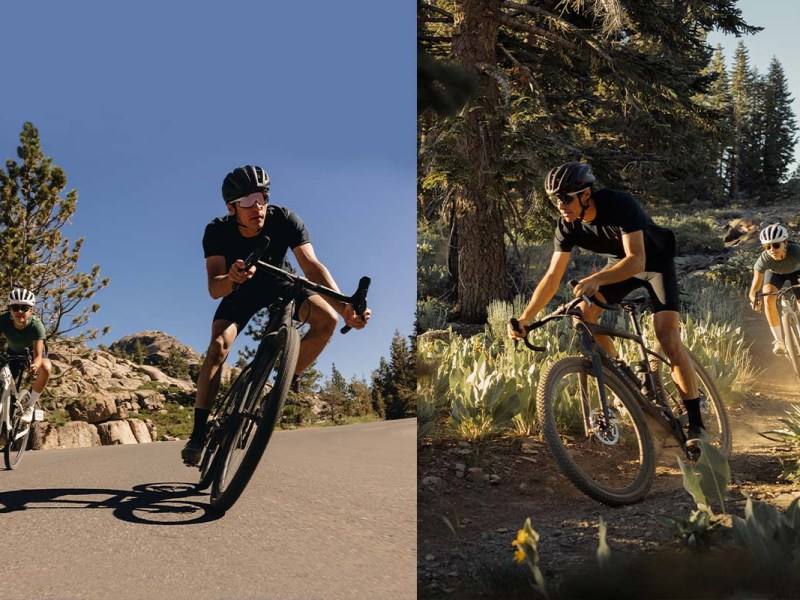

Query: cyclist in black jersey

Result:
[748,224,800,355]
[182,165,371,466]
[508,161,706,441]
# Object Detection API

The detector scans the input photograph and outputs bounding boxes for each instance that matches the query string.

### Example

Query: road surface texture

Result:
[0,419,416,600]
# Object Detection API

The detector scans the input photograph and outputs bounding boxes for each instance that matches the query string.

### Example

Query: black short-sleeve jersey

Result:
[553,189,675,270]
[202,204,311,284]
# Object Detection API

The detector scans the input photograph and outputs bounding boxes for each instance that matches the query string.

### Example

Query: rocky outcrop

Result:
[97,420,139,445]
[30,335,202,451]
[109,330,201,368]
[57,421,102,448]
[29,418,156,450]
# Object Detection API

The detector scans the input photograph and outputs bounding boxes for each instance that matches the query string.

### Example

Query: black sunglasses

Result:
[10,304,31,313]
[548,189,587,206]
[763,242,783,250]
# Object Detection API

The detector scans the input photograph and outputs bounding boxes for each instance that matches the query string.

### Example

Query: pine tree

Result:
[346,376,373,417]
[372,331,416,420]
[0,122,109,339]
[418,2,758,320]
[132,339,146,365]
[729,42,761,200]
[319,363,348,422]
[760,57,798,195]
[698,45,734,198]
[162,345,190,379]
[282,361,323,426]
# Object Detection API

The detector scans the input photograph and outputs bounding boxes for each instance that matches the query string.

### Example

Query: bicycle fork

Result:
[575,325,617,443]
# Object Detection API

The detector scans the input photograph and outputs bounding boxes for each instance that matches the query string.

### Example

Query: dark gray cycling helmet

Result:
[544,162,596,195]
[221,165,271,203]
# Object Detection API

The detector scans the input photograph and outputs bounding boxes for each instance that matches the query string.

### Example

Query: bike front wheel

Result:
[210,325,300,512]
[4,391,32,470]
[196,367,253,491]
[537,356,656,506]
[657,350,732,458]
[782,311,800,382]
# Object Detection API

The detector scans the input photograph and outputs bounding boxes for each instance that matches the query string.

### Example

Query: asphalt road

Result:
[0,419,416,600]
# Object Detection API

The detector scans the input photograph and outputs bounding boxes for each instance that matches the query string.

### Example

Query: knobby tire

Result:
[210,326,300,512]
[537,356,656,506]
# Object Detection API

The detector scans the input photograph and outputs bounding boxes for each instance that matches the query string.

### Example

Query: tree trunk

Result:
[450,0,509,322]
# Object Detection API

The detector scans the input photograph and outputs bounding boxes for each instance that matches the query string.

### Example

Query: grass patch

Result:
[138,401,194,440]
[45,408,71,427]
[305,414,384,428]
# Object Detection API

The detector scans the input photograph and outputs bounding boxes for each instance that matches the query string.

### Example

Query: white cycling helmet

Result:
[759,224,789,245]
[8,287,35,308]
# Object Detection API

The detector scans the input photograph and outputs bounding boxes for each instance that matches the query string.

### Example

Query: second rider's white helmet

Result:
[8,287,35,308]
[759,224,789,245]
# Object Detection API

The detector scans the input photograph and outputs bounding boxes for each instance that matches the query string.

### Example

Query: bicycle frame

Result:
[516,294,685,446]
[757,283,800,317]
[0,353,31,433]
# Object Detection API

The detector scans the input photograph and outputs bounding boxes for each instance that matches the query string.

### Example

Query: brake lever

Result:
[509,318,545,352]
[341,276,371,334]
[232,236,271,292]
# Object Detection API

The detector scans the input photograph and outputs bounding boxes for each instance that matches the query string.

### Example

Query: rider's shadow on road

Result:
[0,482,223,524]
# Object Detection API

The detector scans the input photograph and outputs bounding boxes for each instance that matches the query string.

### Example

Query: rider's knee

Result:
[40,358,52,376]
[311,306,338,340]
[206,337,231,365]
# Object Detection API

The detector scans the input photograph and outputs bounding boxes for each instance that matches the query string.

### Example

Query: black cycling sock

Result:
[683,398,703,429]
[190,408,210,442]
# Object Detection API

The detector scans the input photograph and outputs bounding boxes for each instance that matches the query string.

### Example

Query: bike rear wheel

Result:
[537,356,656,506]
[196,367,253,491]
[656,350,732,458]
[210,325,300,512]
[4,391,32,470]
[782,311,800,382]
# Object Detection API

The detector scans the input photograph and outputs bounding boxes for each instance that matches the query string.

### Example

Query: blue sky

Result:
[709,0,800,168]
[0,1,415,382]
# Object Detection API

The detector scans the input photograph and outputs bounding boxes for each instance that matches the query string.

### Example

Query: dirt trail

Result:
[418,306,800,599]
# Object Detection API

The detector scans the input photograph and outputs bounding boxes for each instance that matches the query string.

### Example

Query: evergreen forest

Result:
[418,0,799,322]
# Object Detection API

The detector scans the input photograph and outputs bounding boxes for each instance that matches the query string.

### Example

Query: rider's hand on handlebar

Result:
[342,305,370,330]
[750,295,762,313]
[572,276,601,299]
[508,318,527,340]
[229,259,256,285]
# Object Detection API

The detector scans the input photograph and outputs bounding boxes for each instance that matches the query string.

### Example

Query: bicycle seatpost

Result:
[341,276,371,334]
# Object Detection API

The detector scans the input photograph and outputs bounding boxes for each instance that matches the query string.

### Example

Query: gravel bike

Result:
[756,284,800,382]
[511,283,731,505]
[0,351,36,469]
[193,237,370,513]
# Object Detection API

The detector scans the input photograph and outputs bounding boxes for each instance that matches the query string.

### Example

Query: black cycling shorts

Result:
[597,259,681,313]
[764,269,800,299]
[213,278,316,333]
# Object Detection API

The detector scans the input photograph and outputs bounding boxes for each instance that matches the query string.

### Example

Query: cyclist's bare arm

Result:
[573,231,646,298]
[30,339,45,376]
[206,255,255,299]
[293,243,370,329]
[749,270,765,311]
[512,251,571,336]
